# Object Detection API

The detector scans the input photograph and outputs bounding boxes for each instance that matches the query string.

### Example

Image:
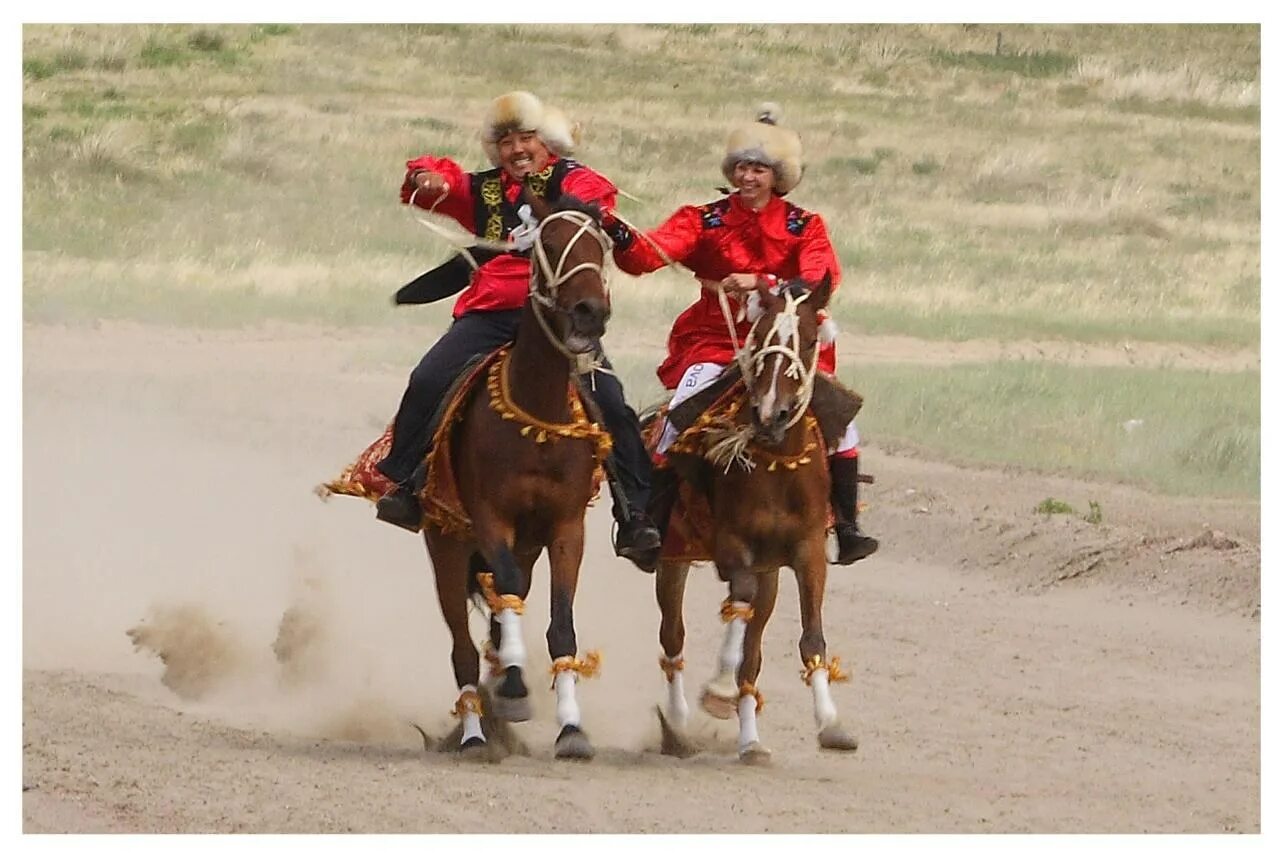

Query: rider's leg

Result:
[375,308,522,531]
[828,419,878,564]
[584,357,661,564]
[628,362,731,573]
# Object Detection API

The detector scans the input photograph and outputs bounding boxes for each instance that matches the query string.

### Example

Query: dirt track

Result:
[21,323,1260,833]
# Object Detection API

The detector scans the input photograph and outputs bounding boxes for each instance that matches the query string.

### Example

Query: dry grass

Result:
[21,23,1260,496]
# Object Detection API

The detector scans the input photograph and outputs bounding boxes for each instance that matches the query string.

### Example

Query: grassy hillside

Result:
[21,24,1260,497]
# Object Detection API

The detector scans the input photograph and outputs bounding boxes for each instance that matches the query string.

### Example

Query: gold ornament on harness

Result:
[475,571,526,615]
[452,688,484,719]
[719,598,755,624]
[658,655,685,682]
[801,654,850,685]
[485,349,613,464]
[549,651,602,688]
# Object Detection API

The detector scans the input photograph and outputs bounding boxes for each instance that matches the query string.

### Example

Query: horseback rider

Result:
[374,90,661,568]
[603,103,879,567]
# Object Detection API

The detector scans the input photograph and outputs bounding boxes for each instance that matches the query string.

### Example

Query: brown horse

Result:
[423,187,614,760]
[654,275,860,763]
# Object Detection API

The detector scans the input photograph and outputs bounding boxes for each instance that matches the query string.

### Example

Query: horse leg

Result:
[483,550,536,690]
[736,569,779,764]
[795,536,859,752]
[473,520,532,723]
[655,560,697,758]
[700,550,756,720]
[656,560,691,729]
[424,531,486,756]
[545,521,595,761]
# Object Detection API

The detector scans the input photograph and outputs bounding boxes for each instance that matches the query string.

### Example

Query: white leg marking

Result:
[737,694,760,751]
[458,685,484,743]
[497,609,526,669]
[811,668,838,730]
[718,612,748,677]
[554,670,581,728]
[667,669,690,728]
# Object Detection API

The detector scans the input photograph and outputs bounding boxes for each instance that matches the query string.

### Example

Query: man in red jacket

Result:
[375,91,660,568]
[605,104,878,566]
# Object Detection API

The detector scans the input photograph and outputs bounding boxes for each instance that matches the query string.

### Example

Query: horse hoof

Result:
[818,724,859,752]
[490,694,532,723]
[459,736,490,761]
[656,705,697,758]
[493,667,531,722]
[739,741,772,766]
[554,725,595,761]
[699,677,738,720]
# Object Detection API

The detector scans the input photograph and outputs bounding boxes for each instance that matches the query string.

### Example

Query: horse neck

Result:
[507,300,573,423]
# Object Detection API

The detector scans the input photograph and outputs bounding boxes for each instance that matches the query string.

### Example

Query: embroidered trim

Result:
[699,198,732,229]
[784,202,812,236]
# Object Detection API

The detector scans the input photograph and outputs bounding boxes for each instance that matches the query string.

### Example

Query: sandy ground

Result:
[21,322,1260,833]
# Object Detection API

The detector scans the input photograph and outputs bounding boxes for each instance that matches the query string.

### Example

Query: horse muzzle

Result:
[751,405,791,448]
[564,297,610,352]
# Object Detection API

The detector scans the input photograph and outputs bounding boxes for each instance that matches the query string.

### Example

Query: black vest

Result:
[470,158,581,243]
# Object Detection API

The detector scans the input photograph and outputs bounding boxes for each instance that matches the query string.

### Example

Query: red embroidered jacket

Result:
[401,154,618,318]
[612,192,841,388]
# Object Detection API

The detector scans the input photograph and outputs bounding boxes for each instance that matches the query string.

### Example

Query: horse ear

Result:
[808,271,833,312]
[521,178,554,221]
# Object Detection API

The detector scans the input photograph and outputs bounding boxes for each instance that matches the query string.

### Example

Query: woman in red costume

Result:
[605,104,878,566]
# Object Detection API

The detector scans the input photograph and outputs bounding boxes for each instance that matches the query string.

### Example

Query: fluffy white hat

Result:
[479,91,579,167]
[721,102,804,195]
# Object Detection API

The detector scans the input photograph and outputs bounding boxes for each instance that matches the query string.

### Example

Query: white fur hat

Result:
[721,102,804,195]
[479,91,579,167]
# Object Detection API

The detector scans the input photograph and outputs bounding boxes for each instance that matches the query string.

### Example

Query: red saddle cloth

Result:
[645,385,833,565]
[321,346,606,537]
[318,348,507,534]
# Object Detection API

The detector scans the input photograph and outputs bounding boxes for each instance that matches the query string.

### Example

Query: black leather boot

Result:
[624,466,680,574]
[829,455,878,565]
[375,462,426,533]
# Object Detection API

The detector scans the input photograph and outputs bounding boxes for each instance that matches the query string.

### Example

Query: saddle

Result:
[318,350,501,511]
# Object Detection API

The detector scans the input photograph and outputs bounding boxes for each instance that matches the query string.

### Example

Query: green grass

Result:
[845,360,1260,498]
[20,23,1260,499]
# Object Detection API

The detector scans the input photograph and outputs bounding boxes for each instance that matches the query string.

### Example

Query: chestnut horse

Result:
[424,187,614,760]
[654,276,860,763]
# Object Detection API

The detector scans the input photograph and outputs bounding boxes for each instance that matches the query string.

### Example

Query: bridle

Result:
[741,288,819,431]
[527,208,613,370]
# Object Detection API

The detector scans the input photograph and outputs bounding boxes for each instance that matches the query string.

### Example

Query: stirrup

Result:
[375,488,424,533]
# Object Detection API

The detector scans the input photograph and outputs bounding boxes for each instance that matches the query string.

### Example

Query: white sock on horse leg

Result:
[497,609,526,669]
[667,670,689,728]
[554,670,581,728]
[811,668,838,730]
[458,685,484,743]
[718,609,748,677]
[738,694,761,750]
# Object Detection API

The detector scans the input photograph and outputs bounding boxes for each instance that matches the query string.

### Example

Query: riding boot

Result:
[375,461,427,533]
[625,465,680,574]
[829,454,879,565]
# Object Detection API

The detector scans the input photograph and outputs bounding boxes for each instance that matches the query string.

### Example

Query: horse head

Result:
[744,272,832,447]
[521,183,612,355]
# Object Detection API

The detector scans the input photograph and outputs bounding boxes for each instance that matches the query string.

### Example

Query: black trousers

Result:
[376,310,652,523]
